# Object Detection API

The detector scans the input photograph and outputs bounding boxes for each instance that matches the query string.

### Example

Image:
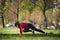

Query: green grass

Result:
[0,27,60,40]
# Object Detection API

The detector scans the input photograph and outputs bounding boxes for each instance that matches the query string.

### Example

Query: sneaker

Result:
[32,30,35,35]
[43,32,48,36]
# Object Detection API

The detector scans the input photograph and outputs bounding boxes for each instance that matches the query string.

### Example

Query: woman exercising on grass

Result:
[15,20,48,36]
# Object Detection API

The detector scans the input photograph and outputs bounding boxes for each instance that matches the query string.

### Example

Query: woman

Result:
[15,20,48,36]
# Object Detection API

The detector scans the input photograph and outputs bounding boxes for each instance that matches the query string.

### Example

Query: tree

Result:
[43,0,47,28]
[0,0,6,27]
[0,0,10,27]
[16,0,23,21]
[36,0,54,28]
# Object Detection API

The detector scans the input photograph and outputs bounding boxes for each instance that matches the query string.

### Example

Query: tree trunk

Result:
[16,0,23,21]
[43,0,48,28]
[16,6,19,21]
[1,15,5,28]
[0,0,6,28]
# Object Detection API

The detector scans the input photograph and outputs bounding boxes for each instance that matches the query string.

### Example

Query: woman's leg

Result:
[23,24,35,35]
[23,26,32,32]
[28,24,46,33]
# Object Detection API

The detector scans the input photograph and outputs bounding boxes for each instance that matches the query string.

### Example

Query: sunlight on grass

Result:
[0,27,60,40]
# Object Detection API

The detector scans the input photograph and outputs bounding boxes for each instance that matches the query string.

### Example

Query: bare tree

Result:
[43,0,48,28]
[0,0,6,27]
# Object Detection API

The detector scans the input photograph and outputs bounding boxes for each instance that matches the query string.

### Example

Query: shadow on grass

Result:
[0,34,60,39]
[23,34,60,37]
[0,33,60,38]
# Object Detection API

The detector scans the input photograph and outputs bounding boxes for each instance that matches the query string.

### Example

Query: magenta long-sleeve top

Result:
[18,23,28,36]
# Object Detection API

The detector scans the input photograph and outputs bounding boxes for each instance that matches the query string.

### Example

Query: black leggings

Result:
[23,24,45,33]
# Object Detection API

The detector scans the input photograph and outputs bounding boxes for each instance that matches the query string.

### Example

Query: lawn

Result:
[0,27,60,40]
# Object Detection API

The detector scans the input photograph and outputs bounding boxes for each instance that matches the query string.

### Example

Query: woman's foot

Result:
[32,30,35,35]
[43,32,48,36]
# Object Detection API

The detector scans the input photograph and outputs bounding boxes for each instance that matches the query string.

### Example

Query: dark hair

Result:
[15,21,19,27]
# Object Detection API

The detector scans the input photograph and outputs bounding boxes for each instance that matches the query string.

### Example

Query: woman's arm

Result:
[20,26,23,36]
